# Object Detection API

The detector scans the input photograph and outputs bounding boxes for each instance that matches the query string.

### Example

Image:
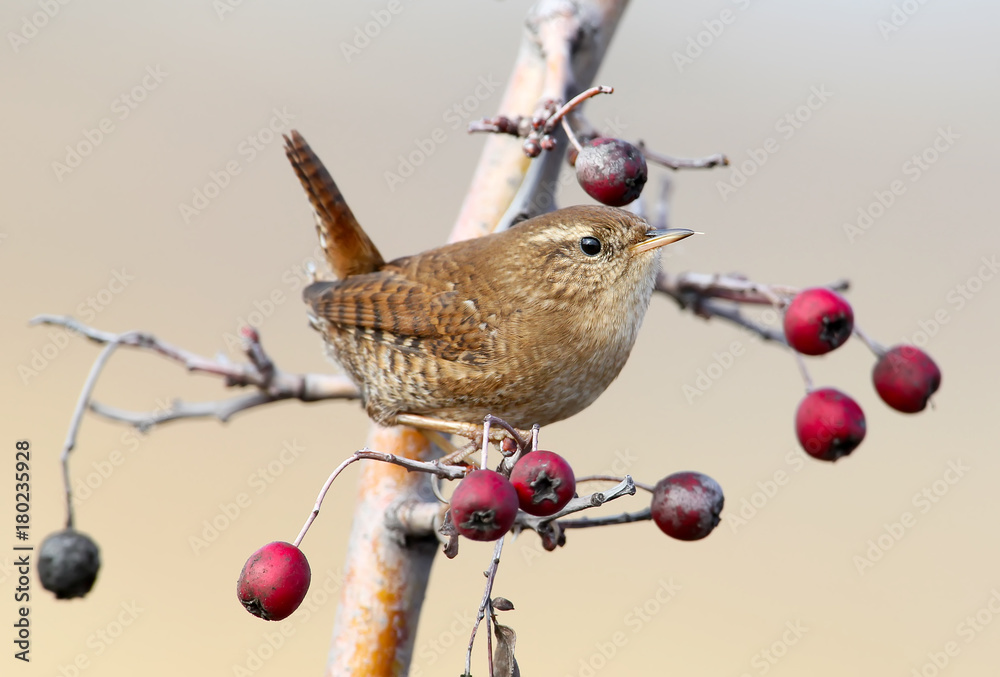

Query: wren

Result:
[284,131,693,437]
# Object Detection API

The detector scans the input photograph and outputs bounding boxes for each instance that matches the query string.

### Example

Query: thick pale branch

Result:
[451,0,631,239]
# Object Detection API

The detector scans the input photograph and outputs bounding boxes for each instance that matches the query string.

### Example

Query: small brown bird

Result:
[284,131,693,437]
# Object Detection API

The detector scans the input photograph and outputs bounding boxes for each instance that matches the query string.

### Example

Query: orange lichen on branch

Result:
[326,427,438,676]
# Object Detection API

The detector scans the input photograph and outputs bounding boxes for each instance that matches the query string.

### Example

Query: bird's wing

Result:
[303,272,493,365]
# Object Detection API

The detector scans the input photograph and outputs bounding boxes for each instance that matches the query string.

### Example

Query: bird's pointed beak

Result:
[631,228,697,254]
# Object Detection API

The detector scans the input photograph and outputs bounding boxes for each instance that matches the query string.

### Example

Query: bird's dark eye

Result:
[580,236,602,256]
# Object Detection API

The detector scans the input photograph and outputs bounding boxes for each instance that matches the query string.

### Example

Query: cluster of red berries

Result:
[235,451,728,622]
[451,450,577,541]
[784,288,942,461]
[449,453,724,543]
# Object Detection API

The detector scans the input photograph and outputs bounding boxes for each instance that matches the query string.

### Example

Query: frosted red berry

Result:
[237,541,311,621]
[509,450,576,517]
[575,137,648,207]
[795,388,866,461]
[783,288,854,355]
[651,472,725,541]
[873,345,941,413]
[450,470,519,541]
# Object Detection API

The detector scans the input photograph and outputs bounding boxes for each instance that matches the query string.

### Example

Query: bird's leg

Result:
[395,413,531,449]
[416,429,480,467]
[437,439,481,467]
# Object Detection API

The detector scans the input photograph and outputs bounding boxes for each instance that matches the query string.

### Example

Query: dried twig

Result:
[655,272,851,345]
[465,539,505,677]
[30,314,359,429]
[639,141,729,171]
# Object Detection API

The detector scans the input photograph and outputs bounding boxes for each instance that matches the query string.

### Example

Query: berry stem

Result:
[59,339,124,529]
[480,416,492,470]
[853,324,886,357]
[294,449,468,547]
[561,117,583,152]
[794,350,815,392]
[293,453,363,547]
[543,85,614,134]
[465,538,505,677]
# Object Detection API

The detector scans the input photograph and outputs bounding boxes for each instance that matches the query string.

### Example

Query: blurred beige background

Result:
[3,0,999,675]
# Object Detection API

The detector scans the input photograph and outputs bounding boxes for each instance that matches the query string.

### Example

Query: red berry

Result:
[650,472,724,541]
[575,137,648,207]
[450,470,519,541]
[783,288,854,355]
[873,345,941,413]
[237,541,311,621]
[509,450,576,517]
[795,388,866,461]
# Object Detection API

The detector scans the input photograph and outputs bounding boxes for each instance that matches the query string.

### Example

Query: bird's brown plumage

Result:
[285,131,691,430]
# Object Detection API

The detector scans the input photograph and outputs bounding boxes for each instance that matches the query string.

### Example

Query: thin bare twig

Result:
[515,475,636,533]
[559,506,652,529]
[60,339,126,528]
[543,85,614,133]
[639,141,729,171]
[655,273,852,345]
[576,474,655,493]
[794,351,814,392]
[295,449,469,547]
[30,314,360,428]
[853,324,886,357]
[465,538,505,677]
